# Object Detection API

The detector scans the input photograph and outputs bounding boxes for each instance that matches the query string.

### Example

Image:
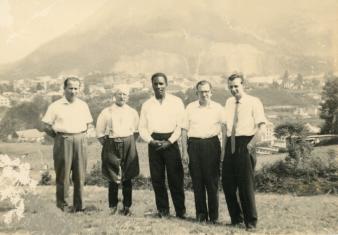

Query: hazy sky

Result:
[0,0,337,66]
[0,0,107,65]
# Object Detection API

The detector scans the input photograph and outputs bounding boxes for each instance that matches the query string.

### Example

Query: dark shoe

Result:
[196,213,207,222]
[245,224,256,231]
[73,207,86,213]
[176,213,186,219]
[208,219,219,225]
[225,222,243,227]
[157,210,170,218]
[110,206,117,215]
[120,207,132,216]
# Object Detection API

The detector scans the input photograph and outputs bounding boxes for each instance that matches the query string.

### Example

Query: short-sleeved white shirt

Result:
[96,104,139,138]
[224,94,266,137]
[184,100,225,138]
[42,97,93,133]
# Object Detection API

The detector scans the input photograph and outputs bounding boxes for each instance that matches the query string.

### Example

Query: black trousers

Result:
[188,136,221,221]
[148,133,186,216]
[108,180,132,208]
[222,136,257,227]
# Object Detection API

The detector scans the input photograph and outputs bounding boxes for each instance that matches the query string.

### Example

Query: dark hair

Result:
[151,72,168,84]
[196,80,212,90]
[228,73,244,84]
[64,77,81,89]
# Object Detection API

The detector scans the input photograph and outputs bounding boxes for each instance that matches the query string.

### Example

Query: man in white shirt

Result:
[182,80,226,223]
[96,85,140,216]
[222,73,266,231]
[42,77,93,212]
[139,72,186,218]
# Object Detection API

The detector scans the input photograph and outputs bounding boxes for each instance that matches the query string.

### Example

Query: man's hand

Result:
[155,140,171,151]
[247,142,256,156]
[149,140,164,151]
[149,140,161,146]
[42,123,56,138]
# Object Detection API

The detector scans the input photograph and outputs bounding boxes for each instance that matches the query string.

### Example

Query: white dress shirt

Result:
[42,97,93,133]
[96,104,139,138]
[139,94,185,143]
[224,94,266,137]
[184,100,225,138]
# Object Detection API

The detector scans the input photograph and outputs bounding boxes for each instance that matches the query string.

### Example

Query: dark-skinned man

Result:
[139,72,186,219]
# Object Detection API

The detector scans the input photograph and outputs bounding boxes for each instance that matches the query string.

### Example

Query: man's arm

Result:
[138,104,154,143]
[221,123,227,162]
[247,122,266,155]
[96,109,108,145]
[181,129,189,162]
[42,122,56,138]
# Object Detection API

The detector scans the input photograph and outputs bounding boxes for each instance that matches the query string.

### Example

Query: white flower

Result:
[0,154,37,224]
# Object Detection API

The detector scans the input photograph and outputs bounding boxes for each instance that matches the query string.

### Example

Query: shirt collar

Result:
[61,97,72,104]
[198,100,213,108]
[235,93,248,104]
[111,103,128,109]
[152,93,170,104]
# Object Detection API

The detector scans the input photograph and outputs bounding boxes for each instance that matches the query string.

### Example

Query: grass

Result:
[1,142,338,234]
[1,186,338,234]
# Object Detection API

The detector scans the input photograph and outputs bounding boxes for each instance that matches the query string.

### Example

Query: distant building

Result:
[0,95,11,107]
[304,123,321,134]
[256,146,279,155]
[262,121,275,143]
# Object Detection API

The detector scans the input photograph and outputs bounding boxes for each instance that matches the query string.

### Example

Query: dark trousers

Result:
[108,180,132,208]
[53,133,87,210]
[222,136,257,227]
[188,136,221,221]
[148,133,186,216]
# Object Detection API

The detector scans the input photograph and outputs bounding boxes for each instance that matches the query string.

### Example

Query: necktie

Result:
[231,101,239,154]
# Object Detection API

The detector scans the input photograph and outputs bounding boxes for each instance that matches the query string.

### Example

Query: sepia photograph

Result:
[0,0,337,234]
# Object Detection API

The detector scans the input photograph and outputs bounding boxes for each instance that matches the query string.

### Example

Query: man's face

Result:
[114,90,129,106]
[228,77,244,99]
[197,83,212,104]
[152,76,167,98]
[64,80,80,102]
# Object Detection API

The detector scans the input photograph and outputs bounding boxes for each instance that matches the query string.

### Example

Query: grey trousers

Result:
[53,132,87,211]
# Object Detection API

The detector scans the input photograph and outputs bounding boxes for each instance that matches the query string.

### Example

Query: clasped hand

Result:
[150,140,171,151]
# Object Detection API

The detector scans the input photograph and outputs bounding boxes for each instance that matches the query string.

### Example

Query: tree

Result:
[0,96,49,139]
[319,74,338,134]
[274,122,312,164]
[294,73,304,90]
[281,70,289,88]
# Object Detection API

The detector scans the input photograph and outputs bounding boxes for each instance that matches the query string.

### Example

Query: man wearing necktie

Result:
[222,73,267,231]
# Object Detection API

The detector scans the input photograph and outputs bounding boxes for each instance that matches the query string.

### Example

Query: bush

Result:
[38,170,53,185]
[255,149,338,195]
[85,161,107,187]
[85,159,194,190]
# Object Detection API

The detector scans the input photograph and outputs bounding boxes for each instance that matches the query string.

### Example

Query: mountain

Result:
[0,0,335,80]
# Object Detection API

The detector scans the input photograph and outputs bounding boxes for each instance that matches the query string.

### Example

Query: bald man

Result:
[96,85,140,216]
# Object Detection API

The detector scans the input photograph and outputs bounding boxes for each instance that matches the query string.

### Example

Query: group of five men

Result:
[42,72,266,231]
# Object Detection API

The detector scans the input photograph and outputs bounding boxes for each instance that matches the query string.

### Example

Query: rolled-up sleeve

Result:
[42,104,55,125]
[96,109,108,138]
